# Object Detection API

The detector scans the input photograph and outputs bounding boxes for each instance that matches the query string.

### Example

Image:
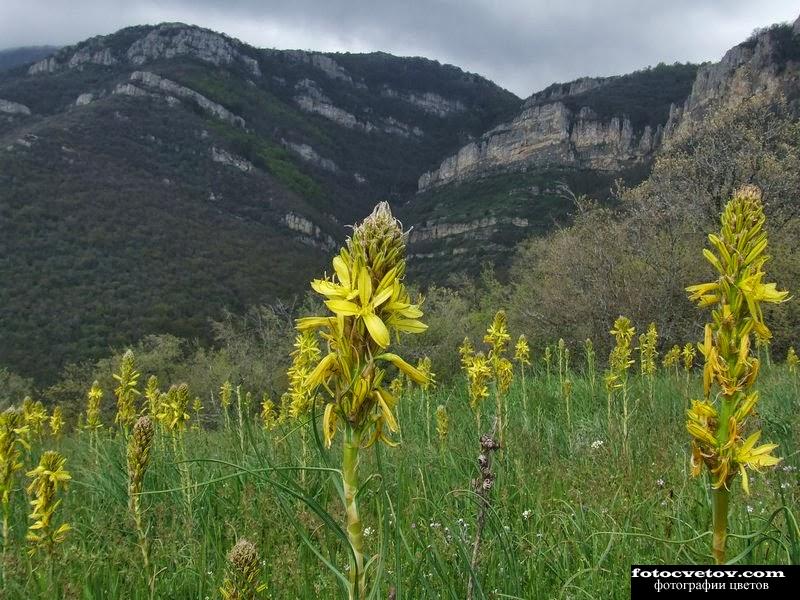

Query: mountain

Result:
[402,63,698,278]
[402,16,800,278]
[2,16,799,383]
[0,23,519,380]
[0,46,60,72]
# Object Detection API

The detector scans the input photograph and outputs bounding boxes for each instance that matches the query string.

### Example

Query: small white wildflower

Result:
[363,526,374,537]
[522,509,532,520]
[747,505,754,514]
[430,521,441,529]
[591,440,604,450]
[656,478,665,488]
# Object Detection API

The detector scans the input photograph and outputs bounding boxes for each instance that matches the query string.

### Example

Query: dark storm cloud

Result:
[1,1,798,96]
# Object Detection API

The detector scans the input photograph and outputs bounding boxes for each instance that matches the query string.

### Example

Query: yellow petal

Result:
[325,299,361,317]
[358,268,372,305]
[363,312,390,348]
[332,255,351,288]
[377,353,428,384]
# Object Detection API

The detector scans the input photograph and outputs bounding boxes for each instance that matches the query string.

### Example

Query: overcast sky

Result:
[1,1,798,97]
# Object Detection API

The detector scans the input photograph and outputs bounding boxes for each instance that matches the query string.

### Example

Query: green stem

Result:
[343,427,365,599]
[712,486,730,564]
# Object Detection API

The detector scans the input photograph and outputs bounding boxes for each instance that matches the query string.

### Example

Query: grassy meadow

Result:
[1,360,798,599]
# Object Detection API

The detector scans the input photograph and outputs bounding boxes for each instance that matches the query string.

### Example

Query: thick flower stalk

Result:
[26,450,71,556]
[295,202,428,599]
[1,408,29,555]
[220,538,267,600]
[114,349,141,434]
[605,316,635,454]
[127,416,155,577]
[685,186,787,564]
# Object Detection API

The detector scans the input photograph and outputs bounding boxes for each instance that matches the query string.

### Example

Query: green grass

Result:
[1,365,798,598]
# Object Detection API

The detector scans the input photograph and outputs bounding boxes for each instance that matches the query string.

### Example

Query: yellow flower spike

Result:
[292,203,427,598]
[684,186,787,564]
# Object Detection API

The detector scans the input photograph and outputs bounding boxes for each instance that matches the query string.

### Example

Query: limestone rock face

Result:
[409,216,529,243]
[211,146,252,172]
[126,71,246,128]
[281,139,339,173]
[282,212,336,249]
[665,21,800,140]
[0,99,31,115]
[75,93,95,106]
[380,87,465,116]
[294,79,423,136]
[28,23,261,78]
[127,24,261,76]
[418,100,654,190]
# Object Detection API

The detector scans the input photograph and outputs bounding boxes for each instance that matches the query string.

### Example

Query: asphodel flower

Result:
[191,397,203,431]
[639,323,658,378]
[49,406,65,438]
[682,343,696,373]
[127,416,155,573]
[85,380,104,432]
[663,345,681,369]
[26,450,71,555]
[685,186,788,564]
[1,408,29,550]
[287,331,321,419]
[144,375,161,419]
[606,316,635,451]
[260,395,278,431]
[23,398,48,439]
[514,335,531,366]
[466,352,492,413]
[459,337,475,370]
[114,349,141,432]
[220,380,233,429]
[294,202,427,600]
[220,538,267,599]
[157,384,191,433]
[297,202,428,449]
[484,311,511,356]
[787,346,799,374]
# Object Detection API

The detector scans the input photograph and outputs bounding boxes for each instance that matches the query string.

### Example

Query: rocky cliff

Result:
[665,17,800,140]
[418,99,657,190]
[417,63,699,191]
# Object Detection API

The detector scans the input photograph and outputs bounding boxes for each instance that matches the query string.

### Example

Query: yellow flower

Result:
[514,335,531,366]
[685,187,786,496]
[297,203,428,448]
